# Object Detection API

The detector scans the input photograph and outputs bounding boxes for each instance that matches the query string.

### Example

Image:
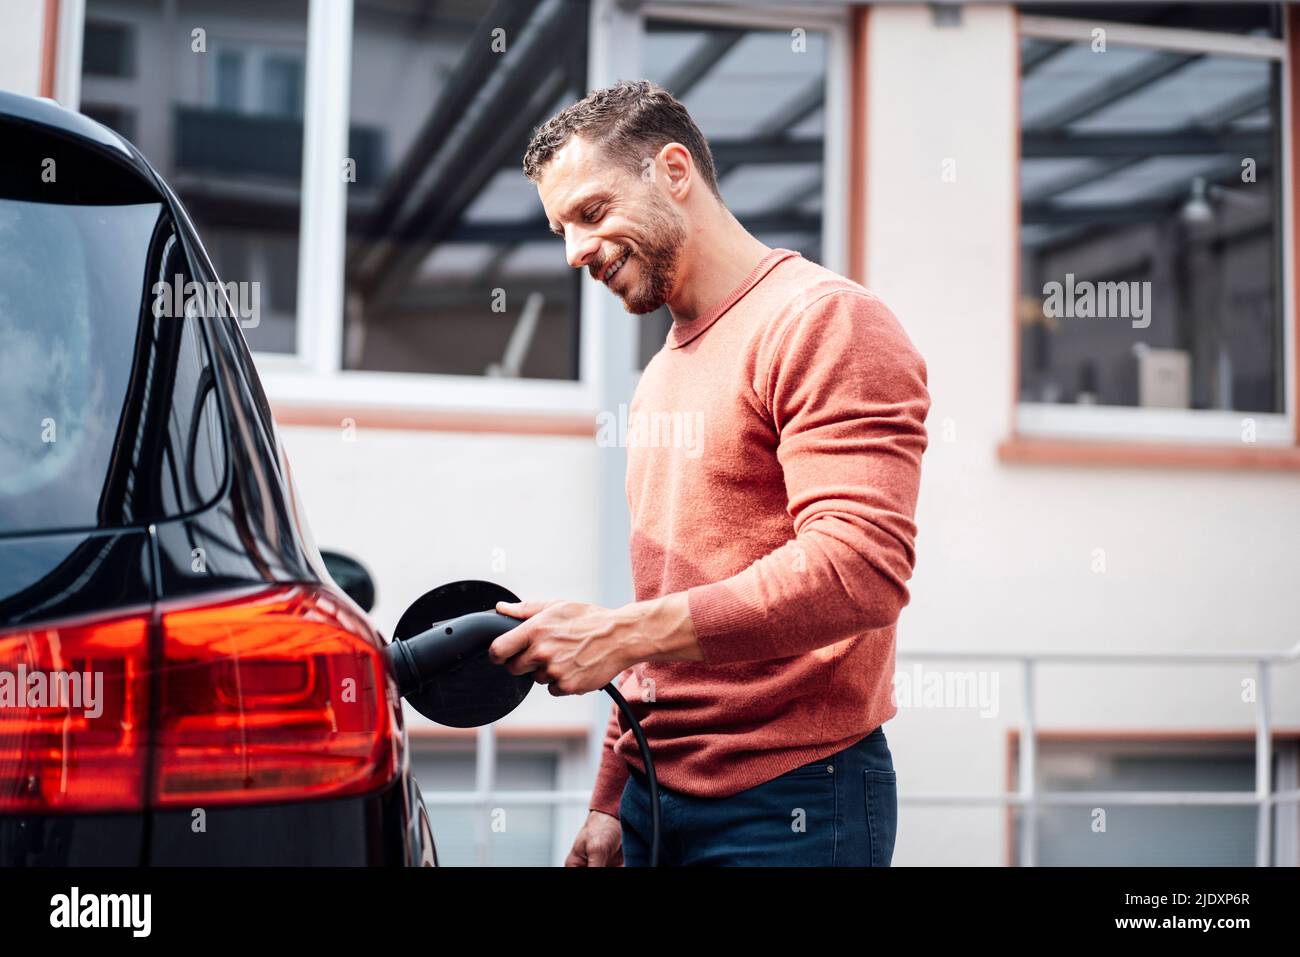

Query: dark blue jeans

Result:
[619,725,897,867]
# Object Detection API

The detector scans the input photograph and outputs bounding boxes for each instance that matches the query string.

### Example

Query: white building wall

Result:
[0,0,47,96]
[277,423,601,731]
[866,5,1300,865]
[6,0,1296,865]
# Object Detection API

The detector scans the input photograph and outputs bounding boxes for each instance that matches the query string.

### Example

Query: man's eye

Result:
[583,206,603,223]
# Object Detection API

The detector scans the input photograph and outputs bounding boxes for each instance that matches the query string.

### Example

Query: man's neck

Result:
[666,212,773,324]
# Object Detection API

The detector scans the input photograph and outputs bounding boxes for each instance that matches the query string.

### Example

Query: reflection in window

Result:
[83,19,136,78]
[215,50,243,111]
[412,746,559,866]
[342,0,589,379]
[260,54,305,118]
[637,20,828,368]
[0,195,225,535]
[80,0,310,355]
[1018,5,1284,413]
[1010,737,1295,866]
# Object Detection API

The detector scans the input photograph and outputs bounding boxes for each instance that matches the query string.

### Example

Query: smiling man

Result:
[488,80,930,867]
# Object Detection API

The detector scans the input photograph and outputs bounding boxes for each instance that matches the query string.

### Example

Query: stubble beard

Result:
[615,197,687,315]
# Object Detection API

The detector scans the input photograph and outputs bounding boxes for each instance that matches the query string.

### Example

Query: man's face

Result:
[537,135,687,315]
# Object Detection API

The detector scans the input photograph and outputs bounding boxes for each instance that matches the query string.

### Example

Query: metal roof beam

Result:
[1024,129,1270,158]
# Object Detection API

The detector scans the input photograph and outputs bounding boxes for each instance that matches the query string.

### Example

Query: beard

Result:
[592,194,687,315]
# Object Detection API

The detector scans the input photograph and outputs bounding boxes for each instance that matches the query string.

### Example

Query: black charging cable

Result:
[388,610,662,867]
[602,682,660,868]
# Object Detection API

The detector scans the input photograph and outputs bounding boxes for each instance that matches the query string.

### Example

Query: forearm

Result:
[687,516,917,663]
[616,591,703,664]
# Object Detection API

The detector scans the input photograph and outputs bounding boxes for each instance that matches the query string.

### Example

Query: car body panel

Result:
[0,91,432,866]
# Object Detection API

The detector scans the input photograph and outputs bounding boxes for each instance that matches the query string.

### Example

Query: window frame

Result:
[82,16,137,79]
[1008,11,1299,456]
[1005,730,1300,867]
[408,729,590,867]
[207,41,307,118]
[65,0,851,419]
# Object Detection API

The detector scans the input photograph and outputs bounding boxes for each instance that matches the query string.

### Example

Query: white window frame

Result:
[1016,14,1296,446]
[583,0,853,760]
[639,2,852,280]
[62,0,850,419]
[235,0,608,415]
[207,41,307,118]
[411,734,589,867]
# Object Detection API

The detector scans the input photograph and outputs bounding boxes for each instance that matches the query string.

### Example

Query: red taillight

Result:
[0,612,150,812]
[155,586,398,807]
[0,586,400,813]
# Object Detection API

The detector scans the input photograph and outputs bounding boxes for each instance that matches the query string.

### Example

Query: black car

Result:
[0,91,435,866]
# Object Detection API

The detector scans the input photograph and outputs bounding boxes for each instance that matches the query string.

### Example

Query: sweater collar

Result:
[666,248,800,349]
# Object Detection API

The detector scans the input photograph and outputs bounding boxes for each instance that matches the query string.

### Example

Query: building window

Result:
[341,0,589,380]
[83,19,135,78]
[1010,735,1299,866]
[80,0,310,357]
[411,742,565,867]
[1017,4,1290,444]
[260,53,305,118]
[214,50,244,112]
[208,47,306,118]
[637,17,831,367]
[73,1,845,409]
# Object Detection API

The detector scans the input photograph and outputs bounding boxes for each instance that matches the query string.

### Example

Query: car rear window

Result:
[0,128,227,536]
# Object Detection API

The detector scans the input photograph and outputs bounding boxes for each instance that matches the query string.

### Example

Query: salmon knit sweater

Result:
[590,248,930,818]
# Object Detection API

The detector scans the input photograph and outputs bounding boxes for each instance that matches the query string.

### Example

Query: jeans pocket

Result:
[863,769,897,867]
[784,757,837,778]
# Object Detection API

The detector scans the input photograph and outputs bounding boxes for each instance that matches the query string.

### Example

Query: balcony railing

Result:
[898,642,1300,867]
[173,105,383,188]
[417,639,1300,866]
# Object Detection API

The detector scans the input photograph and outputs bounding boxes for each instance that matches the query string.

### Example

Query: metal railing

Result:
[898,642,1300,867]
[416,640,1300,866]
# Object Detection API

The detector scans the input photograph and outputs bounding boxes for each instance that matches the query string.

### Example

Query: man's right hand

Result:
[565,810,623,867]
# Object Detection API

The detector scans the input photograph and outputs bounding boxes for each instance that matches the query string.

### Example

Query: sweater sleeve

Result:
[686,289,929,664]
[588,701,628,817]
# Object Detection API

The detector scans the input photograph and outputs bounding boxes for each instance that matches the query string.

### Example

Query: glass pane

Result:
[0,201,160,534]
[260,54,304,118]
[342,0,589,379]
[411,748,559,867]
[215,50,243,111]
[1012,739,1267,866]
[83,19,136,78]
[638,20,828,368]
[80,0,310,356]
[0,121,226,535]
[1017,6,1284,412]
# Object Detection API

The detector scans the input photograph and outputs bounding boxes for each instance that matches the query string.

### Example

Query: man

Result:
[488,80,929,866]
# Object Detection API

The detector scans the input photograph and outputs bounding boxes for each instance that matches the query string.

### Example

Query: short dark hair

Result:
[522,80,721,198]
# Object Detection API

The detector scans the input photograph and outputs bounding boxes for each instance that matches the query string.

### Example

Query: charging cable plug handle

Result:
[387,610,520,698]
[385,607,663,867]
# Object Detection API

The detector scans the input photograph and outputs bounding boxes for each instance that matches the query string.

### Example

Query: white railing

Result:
[897,642,1300,867]
[417,640,1300,866]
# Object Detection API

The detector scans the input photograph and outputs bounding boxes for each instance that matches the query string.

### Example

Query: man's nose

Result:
[565,230,601,270]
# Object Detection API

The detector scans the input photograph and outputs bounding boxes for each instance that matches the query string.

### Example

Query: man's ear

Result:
[658,142,694,199]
